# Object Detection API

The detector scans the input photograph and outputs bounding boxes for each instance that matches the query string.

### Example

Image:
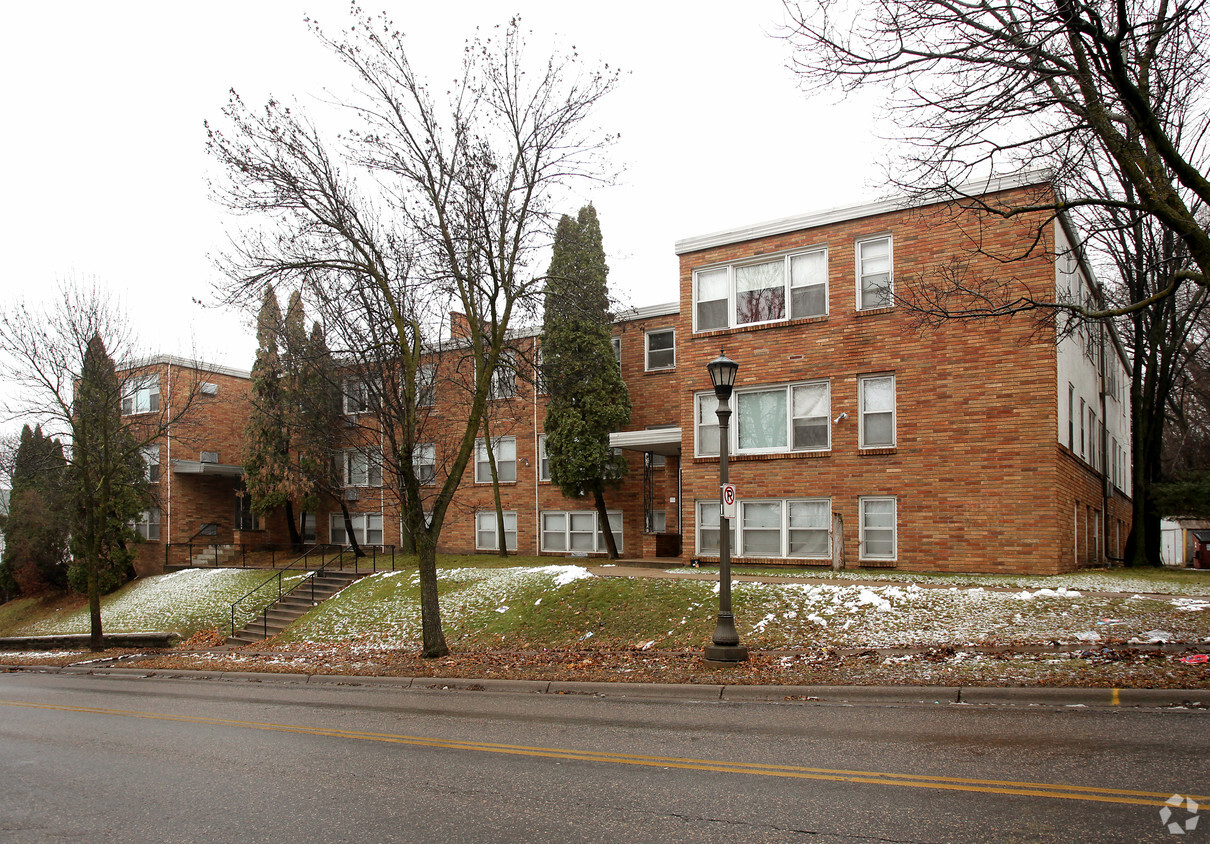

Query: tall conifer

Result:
[540,205,630,558]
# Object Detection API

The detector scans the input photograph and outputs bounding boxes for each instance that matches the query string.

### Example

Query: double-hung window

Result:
[697,498,830,559]
[476,511,517,551]
[131,508,161,541]
[611,337,621,368]
[488,351,517,400]
[696,380,831,456]
[538,434,550,481]
[343,449,383,487]
[416,364,436,408]
[540,510,622,553]
[858,375,895,448]
[693,247,829,331]
[122,375,160,416]
[413,443,436,485]
[857,236,893,310]
[343,378,370,415]
[475,436,516,483]
[859,497,897,560]
[330,512,383,545]
[645,329,675,370]
[141,444,161,483]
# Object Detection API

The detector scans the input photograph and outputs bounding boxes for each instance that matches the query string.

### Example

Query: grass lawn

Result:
[7,568,307,638]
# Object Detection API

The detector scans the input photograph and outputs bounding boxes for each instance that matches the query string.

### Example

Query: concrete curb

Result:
[2,662,1206,707]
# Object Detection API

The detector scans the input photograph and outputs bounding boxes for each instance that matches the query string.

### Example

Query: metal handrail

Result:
[229,544,342,637]
[227,544,401,637]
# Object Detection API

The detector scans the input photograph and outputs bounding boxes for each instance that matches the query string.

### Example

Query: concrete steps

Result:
[226,571,363,646]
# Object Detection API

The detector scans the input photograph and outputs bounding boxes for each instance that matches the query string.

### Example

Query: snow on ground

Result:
[21,568,304,635]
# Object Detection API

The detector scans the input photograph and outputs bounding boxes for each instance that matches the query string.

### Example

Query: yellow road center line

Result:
[2,698,1201,807]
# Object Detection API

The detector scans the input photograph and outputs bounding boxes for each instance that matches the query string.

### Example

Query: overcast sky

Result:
[0,1,887,376]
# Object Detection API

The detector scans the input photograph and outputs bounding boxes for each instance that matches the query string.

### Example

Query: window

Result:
[234,492,257,531]
[416,364,436,408]
[1079,398,1086,457]
[475,436,516,483]
[1067,383,1075,450]
[696,393,720,455]
[488,351,517,400]
[693,248,828,332]
[859,375,895,448]
[342,449,383,487]
[122,375,160,416]
[141,444,160,483]
[697,380,831,456]
[645,329,675,370]
[302,512,316,544]
[611,337,621,368]
[647,510,667,533]
[700,498,831,559]
[343,378,370,415]
[857,236,893,310]
[541,510,623,553]
[476,511,517,551]
[330,513,383,546]
[534,348,547,395]
[131,509,161,541]
[413,443,436,485]
[538,434,550,481]
[696,501,735,556]
[860,497,897,560]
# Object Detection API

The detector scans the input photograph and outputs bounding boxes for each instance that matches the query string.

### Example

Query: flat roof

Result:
[674,170,1052,255]
[609,427,682,456]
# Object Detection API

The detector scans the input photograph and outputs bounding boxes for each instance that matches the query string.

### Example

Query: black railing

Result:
[167,541,401,572]
[227,544,402,638]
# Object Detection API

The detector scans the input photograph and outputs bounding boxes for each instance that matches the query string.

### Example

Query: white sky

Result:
[0,0,887,376]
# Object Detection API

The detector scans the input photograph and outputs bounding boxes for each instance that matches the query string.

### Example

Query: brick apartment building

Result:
[130,172,1130,576]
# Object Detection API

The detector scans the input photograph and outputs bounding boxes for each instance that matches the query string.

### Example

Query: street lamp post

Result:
[704,352,748,664]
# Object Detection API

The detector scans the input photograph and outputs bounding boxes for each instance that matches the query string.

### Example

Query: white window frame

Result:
[475,510,517,551]
[611,337,621,368]
[342,377,370,415]
[141,444,161,484]
[695,380,832,457]
[692,247,829,332]
[540,510,623,553]
[487,351,517,400]
[329,512,384,546]
[695,501,735,556]
[413,442,436,486]
[645,329,676,371]
[131,508,161,541]
[122,375,160,416]
[858,374,896,449]
[416,364,436,408]
[538,434,550,482]
[856,235,893,311]
[859,496,897,561]
[342,449,383,488]
[475,436,517,484]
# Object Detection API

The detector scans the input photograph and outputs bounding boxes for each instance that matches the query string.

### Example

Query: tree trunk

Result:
[87,552,103,651]
[284,500,302,549]
[339,499,366,558]
[593,487,619,560]
[416,535,449,658]
[481,420,509,556]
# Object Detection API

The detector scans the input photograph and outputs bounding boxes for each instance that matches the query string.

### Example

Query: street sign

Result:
[721,483,737,519]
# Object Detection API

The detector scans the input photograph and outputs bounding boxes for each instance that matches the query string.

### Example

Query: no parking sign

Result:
[721,483,737,519]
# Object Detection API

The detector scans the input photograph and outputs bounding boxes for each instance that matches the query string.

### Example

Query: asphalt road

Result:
[0,672,1206,842]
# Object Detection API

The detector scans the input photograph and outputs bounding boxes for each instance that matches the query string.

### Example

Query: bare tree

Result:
[207,13,617,657]
[0,285,205,647]
[781,0,1210,314]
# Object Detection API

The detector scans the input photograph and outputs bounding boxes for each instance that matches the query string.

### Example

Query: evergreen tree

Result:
[0,425,69,595]
[540,205,630,558]
[68,334,149,648]
[243,290,302,545]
